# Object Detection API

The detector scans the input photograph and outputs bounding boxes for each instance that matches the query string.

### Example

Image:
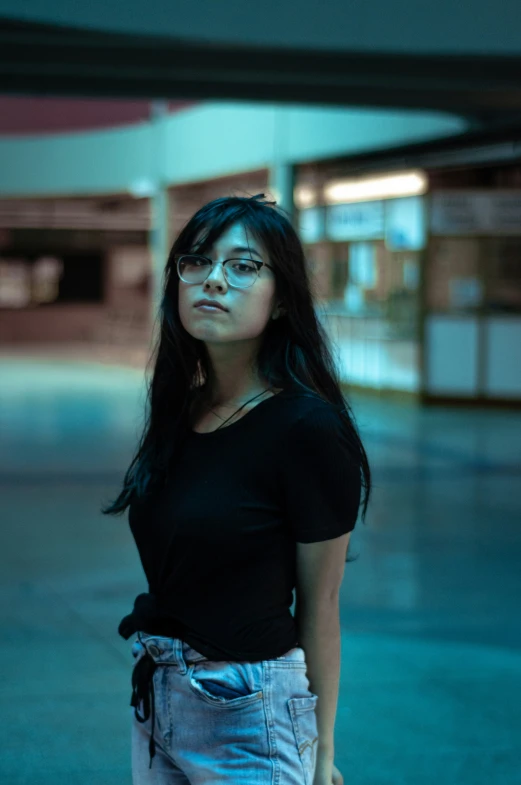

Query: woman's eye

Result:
[233,262,256,272]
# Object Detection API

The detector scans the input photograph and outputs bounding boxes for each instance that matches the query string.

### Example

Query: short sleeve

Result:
[282,402,362,543]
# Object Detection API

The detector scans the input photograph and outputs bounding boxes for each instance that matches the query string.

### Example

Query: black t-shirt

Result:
[124,389,362,662]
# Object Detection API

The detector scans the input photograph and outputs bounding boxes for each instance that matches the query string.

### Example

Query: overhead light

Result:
[128,178,158,198]
[323,170,428,204]
[294,185,318,209]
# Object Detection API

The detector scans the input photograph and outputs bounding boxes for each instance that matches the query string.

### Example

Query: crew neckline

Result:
[189,388,289,436]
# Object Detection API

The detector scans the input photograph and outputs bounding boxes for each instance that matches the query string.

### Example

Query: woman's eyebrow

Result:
[229,245,263,259]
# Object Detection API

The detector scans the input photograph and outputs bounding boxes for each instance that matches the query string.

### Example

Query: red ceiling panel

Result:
[0,97,195,135]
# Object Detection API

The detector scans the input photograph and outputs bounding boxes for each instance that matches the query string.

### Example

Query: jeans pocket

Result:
[188,660,263,707]
[288,695,319,785]
[131,639,145,663]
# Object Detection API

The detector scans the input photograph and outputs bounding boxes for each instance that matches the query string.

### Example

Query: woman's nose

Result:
[205,261,228,285]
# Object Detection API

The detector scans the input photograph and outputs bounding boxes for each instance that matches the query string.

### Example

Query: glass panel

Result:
[383,249,421,339]
[0,252,102,307]
[484,237,521,314]
[303,239,421,389]
[427,237,482,313]
[331,243,349,301]
[0,259,31,308]
[305,240,421,337]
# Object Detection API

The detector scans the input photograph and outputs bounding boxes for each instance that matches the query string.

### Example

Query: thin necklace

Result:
[208,388,275,430]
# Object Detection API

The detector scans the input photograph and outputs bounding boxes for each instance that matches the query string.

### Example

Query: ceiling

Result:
[0,96,193,135]
[1,12,521,132]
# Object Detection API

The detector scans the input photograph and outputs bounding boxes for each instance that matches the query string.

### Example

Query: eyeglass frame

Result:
[175,253,276,289]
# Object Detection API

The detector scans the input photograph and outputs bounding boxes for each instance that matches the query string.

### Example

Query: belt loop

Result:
[174,638,188,673]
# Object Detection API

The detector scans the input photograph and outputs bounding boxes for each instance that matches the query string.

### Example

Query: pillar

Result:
[269,161,295,222]
[149,100,170,337]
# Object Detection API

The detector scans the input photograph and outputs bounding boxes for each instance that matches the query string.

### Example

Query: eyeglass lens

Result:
[178,256,258,287]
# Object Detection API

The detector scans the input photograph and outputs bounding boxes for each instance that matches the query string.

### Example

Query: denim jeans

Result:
[130,631,319,784]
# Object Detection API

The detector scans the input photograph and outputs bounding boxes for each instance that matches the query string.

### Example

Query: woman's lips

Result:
[195,304,228,313]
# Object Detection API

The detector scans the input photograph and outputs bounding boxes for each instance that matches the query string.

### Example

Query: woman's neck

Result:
[205,376,272,408]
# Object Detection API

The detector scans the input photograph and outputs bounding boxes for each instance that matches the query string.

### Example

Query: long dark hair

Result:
[101,194,371,556]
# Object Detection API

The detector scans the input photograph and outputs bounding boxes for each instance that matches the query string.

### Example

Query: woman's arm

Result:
[296,597,341,758]
[294,532,350,756]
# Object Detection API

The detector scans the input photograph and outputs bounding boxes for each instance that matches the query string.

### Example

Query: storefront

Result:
[295,160,521,404]
[0,196,152,345]
[425,190,521,402]
[296,174,426,395]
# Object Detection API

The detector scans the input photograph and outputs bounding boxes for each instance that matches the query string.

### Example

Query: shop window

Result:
[484,237,521,313]
[344,241,419,337]
[0,251,104,308]
[427,237,482,312]
[304,239,420,337]
[383,249,420,338]
[331,243,349,301]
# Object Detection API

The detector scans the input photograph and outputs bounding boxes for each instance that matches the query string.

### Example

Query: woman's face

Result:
[178,221,280,347]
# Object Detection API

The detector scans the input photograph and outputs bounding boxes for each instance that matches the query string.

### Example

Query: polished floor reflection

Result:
[0,356,520,785]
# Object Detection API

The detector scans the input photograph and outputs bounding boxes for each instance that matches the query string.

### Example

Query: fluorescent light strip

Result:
[294,185,318,209]
[324,171,428,204]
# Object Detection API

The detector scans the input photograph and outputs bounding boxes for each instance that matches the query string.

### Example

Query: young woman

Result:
[102,193,371,785]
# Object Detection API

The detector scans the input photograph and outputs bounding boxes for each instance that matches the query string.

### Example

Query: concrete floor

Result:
[1,354,520,785]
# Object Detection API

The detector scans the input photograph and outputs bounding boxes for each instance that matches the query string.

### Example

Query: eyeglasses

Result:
[176,254,275,289]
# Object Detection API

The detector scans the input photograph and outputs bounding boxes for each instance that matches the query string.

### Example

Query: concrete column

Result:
[149,101,170,336]
[269,109,295,221]
[269,161,295,222]
[150,187,170,321]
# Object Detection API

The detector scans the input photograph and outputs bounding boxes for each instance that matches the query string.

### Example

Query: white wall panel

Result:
[322,314,420,391]
[425,315,479,395]
[484,318,521,396]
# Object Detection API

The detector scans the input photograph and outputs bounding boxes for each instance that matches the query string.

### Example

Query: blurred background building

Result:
[1,93,520,405]
[1,4,521,407]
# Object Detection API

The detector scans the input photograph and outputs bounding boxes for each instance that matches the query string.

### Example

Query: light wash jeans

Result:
[130,631,319,784]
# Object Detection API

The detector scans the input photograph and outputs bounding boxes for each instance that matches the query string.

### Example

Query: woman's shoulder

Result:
[279,386,338,409]
[276,388,344,429]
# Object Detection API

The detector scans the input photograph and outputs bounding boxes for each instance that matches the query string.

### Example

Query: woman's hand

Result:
[313,756,344,785]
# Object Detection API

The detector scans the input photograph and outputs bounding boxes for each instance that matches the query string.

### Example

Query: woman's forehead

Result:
[196,222,265,257]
